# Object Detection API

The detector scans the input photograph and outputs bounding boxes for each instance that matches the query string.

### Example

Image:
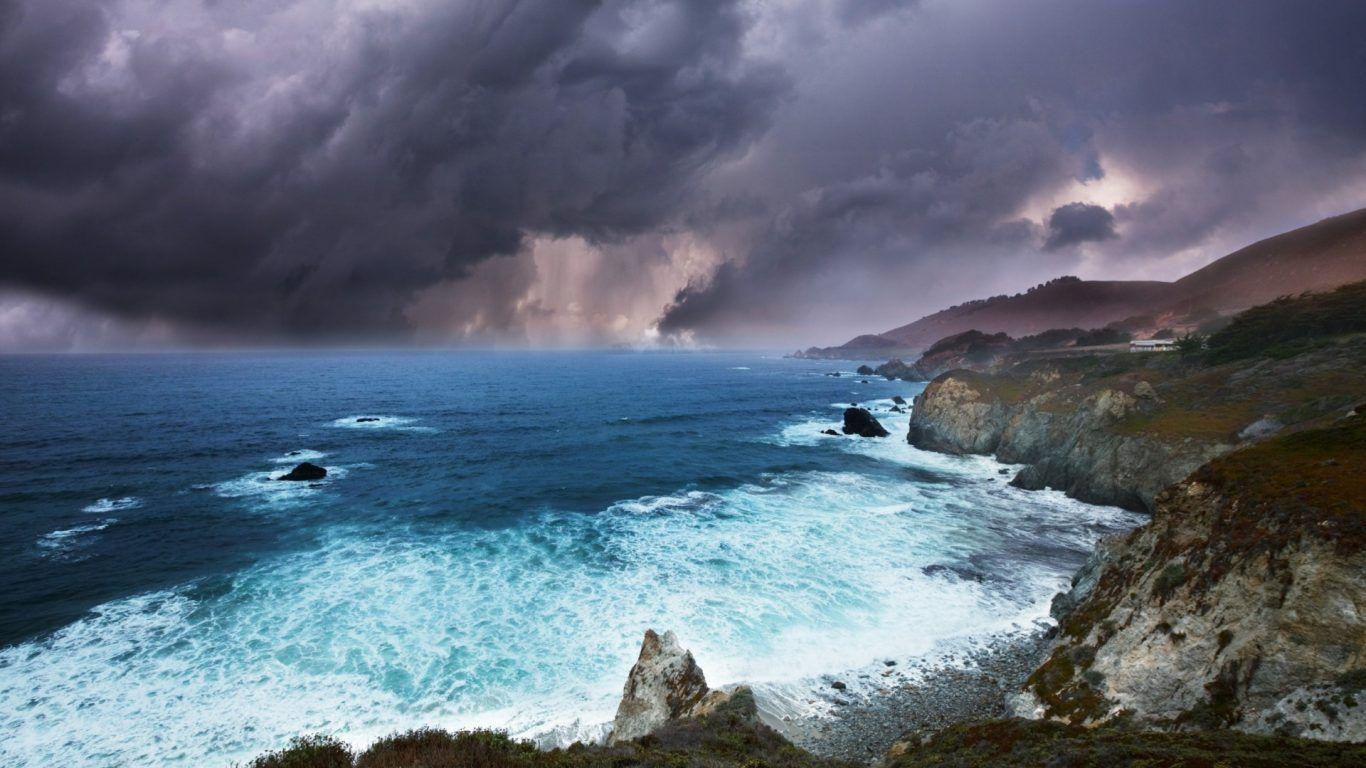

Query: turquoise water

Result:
[0,351,1141,766]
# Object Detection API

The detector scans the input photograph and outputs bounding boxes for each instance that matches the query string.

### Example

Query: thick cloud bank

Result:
[0,0,782,343]
[2,0,1365,348]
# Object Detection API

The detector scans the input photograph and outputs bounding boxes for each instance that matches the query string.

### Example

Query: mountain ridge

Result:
[796,207,1366,359]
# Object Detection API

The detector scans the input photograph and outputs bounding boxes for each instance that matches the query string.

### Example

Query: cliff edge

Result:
[1013,416,1366,740]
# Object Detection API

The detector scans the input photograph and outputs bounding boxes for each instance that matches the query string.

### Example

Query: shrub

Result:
[249,735,354,768]
[1205,280,1366,363]
[356,728,538,768]
[1152,563,1187,600]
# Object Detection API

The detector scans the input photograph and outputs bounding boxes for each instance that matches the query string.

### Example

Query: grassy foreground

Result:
[244,690,1366,768]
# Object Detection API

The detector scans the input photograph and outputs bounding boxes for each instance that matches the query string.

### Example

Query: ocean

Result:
[0,351,1143,766]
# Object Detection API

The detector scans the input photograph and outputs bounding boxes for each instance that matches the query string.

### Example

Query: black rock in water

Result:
[831,680,847,690]
[821,429,840,436]
[278,462,327,481]
[842,408,890,438]
[356,417,380,423]
[856,365,875,375]
[891,395,907,405]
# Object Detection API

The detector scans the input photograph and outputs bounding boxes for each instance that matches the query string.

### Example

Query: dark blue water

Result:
[0,351,1141,767]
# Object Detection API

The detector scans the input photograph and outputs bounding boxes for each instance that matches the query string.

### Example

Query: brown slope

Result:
[1165,207,1366,314]
[878,278,1173,349]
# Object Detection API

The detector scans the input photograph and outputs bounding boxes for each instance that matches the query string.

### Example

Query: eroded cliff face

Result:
[1013,418,1366,741]
[908,369,1227,511]
[907,338,1365,512]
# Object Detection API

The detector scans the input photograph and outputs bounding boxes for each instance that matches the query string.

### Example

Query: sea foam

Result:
[81,497,142,513]
[0,456,1139,767]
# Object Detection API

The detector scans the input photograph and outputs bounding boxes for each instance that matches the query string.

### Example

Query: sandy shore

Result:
[775,629,1052,763]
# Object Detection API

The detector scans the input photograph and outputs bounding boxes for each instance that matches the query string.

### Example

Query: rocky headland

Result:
[1015,417,1366,740]
[906,284,1366,512]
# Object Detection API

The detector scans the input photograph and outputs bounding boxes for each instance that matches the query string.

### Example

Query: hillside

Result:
[879,277,1172,349]
[1166,207,1366,315]
[801,207,1366,359]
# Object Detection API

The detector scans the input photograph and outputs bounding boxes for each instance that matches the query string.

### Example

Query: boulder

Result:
[278,462,327,481]
[610,630,731,744]
[842,407,890,438]
[856,365,875,375]
[821,429,840,436]
[356,417,380,423]
[891,395,907,405]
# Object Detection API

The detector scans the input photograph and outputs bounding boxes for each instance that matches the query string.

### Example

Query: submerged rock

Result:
[821,428,840,436]
[278,462,327,481]
[610,630,734,744]
[842,407,890,438]
[356,417,380,423]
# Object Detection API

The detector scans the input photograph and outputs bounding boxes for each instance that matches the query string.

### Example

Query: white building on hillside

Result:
[1130,339,1177,352]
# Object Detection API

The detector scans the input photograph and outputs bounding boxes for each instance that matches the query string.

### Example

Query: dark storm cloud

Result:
[0,0,784,339]
[3,0,1366,349]
[1043,203,1117,251]
[659,0,1366,344]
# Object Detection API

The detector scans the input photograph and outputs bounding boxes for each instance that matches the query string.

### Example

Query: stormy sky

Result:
[1,0,1364,350]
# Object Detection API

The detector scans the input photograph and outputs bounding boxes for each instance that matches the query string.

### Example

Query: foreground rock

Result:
[1013,417,1366,741]
[842,407,890,438]
[277,462,327,481]
[610,630,740,744]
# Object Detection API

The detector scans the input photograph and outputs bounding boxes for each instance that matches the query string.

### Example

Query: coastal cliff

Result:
[1014,416,1366,740]
[907,334,1365,512]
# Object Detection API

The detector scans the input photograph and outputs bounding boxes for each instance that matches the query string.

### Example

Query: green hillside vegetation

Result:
[1204,280,1366,363]
[246,691,844,768]
[886,719,1366,768]
[244,696,1366,768]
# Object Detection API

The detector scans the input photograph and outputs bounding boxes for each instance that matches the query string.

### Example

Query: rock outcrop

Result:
[907,337,1365,512]
[278,462,327,481]
[610,630,738,744]
[843,407,890,438]
[1014,417,1366,741]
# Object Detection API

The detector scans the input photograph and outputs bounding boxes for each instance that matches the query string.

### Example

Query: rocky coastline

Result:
[245,287,1366,766]
[906,335,1365,512]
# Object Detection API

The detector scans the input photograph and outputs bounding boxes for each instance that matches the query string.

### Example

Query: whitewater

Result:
[0,352,1142,766]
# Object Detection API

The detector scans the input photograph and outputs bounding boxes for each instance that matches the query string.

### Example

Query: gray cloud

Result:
[0,0,784,341]
[655,0,1366,344]
[2,0,1366,349]
[1044,203,1117,251]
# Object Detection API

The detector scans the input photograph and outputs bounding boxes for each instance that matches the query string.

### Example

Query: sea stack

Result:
[277,462,327,481]
[610,630,732,744]
[842,407,890,438]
